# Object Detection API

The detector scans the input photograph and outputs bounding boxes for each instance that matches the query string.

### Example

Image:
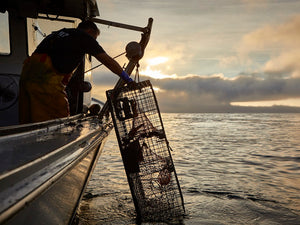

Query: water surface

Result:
[77,113,300,224]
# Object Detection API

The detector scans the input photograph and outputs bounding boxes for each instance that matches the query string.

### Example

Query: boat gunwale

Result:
[0,114,83,136]
[0,119,113,224]
[0,118,106,180]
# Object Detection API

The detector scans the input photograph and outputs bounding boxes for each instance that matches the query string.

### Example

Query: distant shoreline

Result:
[160,105,300,113]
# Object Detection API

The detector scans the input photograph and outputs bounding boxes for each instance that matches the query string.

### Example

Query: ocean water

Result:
[77,113,300,225]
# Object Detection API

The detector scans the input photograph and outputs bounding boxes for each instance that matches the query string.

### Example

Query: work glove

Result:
[120,71,134,83]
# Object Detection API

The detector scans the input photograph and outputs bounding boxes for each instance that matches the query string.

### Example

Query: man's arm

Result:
[94,52,133,83]
[95,52,123,75]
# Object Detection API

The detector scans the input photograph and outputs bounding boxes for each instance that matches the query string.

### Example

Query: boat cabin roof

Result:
[0,0,99,19]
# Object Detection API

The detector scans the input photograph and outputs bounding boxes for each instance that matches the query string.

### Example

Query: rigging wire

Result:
[84,52,126,74]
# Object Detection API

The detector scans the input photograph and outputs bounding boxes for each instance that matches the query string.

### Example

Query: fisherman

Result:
[19,20,133,124]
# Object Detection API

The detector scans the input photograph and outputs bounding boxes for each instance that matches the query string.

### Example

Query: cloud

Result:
[237,15,300,77]
[263,49,300,77]
[219,56,239,68]
[90,70,300,112]
[145,73,300,112]
[238,16,300,52]
[240,0,269,8]
[151,74,300,100]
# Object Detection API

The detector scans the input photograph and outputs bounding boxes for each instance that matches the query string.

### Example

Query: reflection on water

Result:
[77,113,300,224]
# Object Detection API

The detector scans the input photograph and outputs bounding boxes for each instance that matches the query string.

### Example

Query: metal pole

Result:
[92,18,147,33]
[98,18,153,120]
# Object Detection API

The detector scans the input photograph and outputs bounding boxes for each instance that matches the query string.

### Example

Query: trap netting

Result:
[106,80,185,222]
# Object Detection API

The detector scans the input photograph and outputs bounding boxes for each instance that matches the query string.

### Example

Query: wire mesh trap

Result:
[106,80,185,222]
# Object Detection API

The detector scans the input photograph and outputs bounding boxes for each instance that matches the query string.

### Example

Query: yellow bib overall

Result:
[19,54,71,124]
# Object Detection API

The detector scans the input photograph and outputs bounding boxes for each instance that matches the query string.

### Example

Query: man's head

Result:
[77,20,100,39]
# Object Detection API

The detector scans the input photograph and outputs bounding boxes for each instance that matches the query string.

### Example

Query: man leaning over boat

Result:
[19,20,133,124]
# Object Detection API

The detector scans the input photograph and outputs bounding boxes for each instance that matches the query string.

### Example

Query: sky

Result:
[1,0,300,112]
[90,0,300,112]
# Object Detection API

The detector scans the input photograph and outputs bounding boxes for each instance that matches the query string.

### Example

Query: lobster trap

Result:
[106,80,185,222]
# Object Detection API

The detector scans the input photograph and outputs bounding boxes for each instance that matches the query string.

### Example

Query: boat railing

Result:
[0,114,86,136]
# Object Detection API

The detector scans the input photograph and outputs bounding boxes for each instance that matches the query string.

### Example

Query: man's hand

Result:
[95,53,135,84]
[120,71,134,83]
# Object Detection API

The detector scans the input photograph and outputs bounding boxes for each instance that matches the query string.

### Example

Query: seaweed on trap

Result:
[106,80,185,223]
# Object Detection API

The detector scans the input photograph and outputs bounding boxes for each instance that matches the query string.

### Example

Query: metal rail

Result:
[96,17,153,120]
[91,18,148,33]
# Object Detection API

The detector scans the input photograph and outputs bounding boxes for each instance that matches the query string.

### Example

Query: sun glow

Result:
[140,56,177,79]
[141,66,177,79]
[147,57,169,66]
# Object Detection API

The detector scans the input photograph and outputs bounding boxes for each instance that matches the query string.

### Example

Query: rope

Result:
[84,52,126,74]
[134,62,140,82]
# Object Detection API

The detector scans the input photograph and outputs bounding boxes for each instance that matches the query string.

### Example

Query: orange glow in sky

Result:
[140,57,177,79]
[231,98,300,107]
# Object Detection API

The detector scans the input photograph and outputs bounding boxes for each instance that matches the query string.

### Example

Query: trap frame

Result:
[106,80,185,222]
